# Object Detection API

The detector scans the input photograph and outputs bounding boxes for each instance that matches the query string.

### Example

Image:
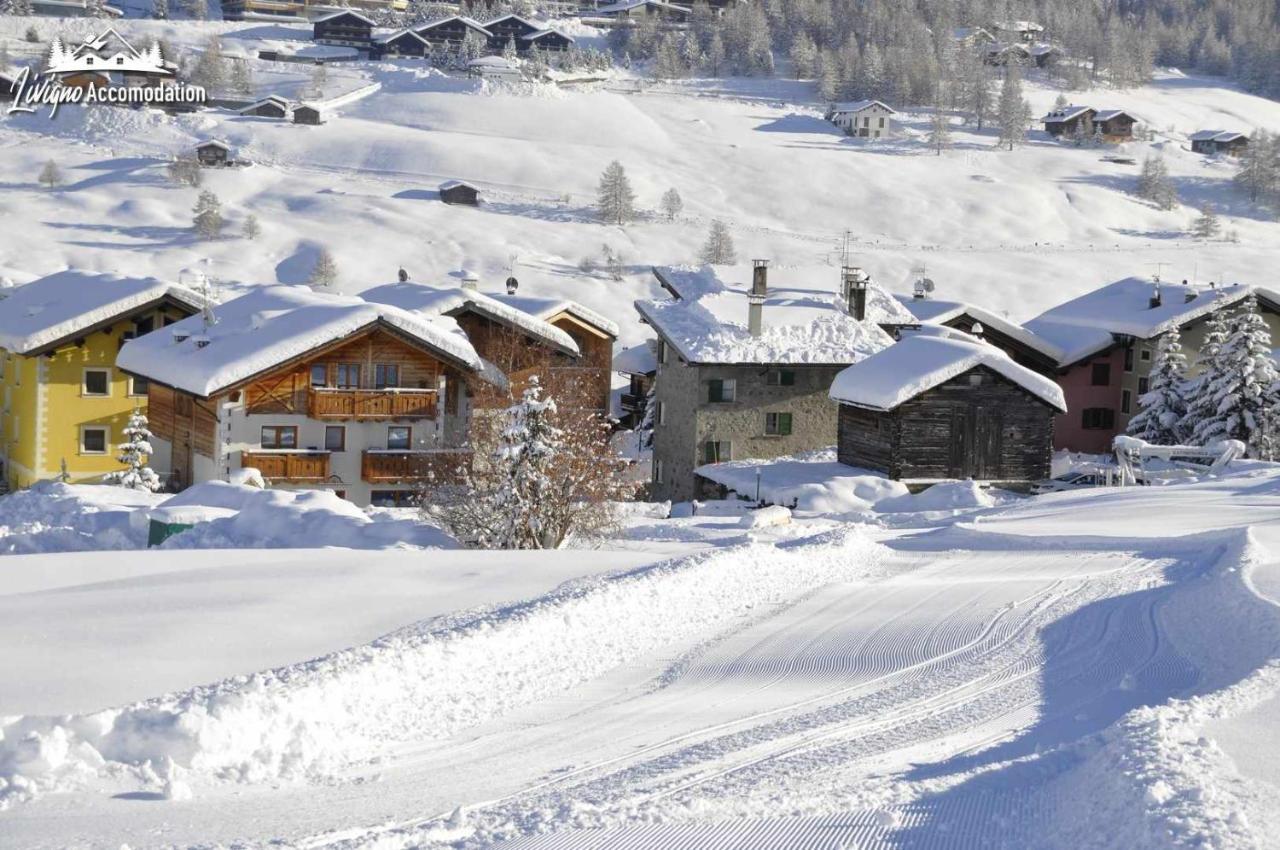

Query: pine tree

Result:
[308,248,338,288]
[167,155,202,187]
[310,63,328,98]
[1234,129,1277,204]
[1192,203,1221,239]
[1137,155,1178,210]
[996,65,1031,151]
[654,33,686,79]
[789,32,818,79]
[699,219,736,265]
[230,59,253,96]
[1191,294,1280,457]
[152,0,168,18]
[659,187,683,221]
[192,190,223,239]
[104,409,162,492]
[705,32,726,77]
[190,36,225,91]
[1126,329,1189,444]
[502,37,517,62]
[596,160,636,225]
[1182,301,1231,442]
[242,213,261,240]
[37,159,62,189]
[927,103,952,155]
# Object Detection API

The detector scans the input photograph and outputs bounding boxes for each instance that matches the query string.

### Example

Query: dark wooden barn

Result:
[483,14,543,50]
[1191,131,1249,156]
[293,104,323,125]
[1041,105,1096,137]
[313,10,375,48]
[440,180,480,205]
[830,334,1065,482]
[239,96,289,119]
[376,30,430,58]
[195,140,230,166]
[1093,109,1137,141]
[414,16,493,48]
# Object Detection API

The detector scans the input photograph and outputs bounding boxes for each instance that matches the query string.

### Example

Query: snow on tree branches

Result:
[596,160,636,226]
[104,409,162,492]
[1188,294,1279,458]
[192,190,223,239]
[1137,155,1178,210]
[1126,329,1189,445]
[699,220,737,265]
[308,248,339,288]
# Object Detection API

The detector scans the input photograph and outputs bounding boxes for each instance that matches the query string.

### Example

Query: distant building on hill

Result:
[413,16,493,48]
[194,140,231,167]
[826,100,897,139]
[312,10,376,49]
[239,96,290,119]
[1190,130,1249,156]
[1041,106,1138,142]
[222,0,405,21]
[439,180,480,206]
[293,104,323,125]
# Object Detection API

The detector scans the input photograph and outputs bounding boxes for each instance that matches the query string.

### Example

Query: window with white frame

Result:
[128,374,149,397]
[80,426,108,454]
[83,368,111,397]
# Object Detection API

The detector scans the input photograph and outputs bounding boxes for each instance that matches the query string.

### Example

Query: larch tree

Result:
[104,409,162,492]
[1234,129,1277,204]
[1190,293,1279,458]
[308,247,339,288]
[995,65,1032,151]
[1192,204,1222,239]
[596,160,636,225]
[1125,329,1189,445]
[192,190,223,239]
[699,219,737,265]
[37,159,62,189]
[927,102,953,155]
[167,154,202,187]
[659,187,683,221]
[1136,155,1178,210]
[242,213,261,240]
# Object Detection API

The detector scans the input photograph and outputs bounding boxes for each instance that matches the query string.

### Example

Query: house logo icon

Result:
[6,28,203,118]
[45,28,172,77]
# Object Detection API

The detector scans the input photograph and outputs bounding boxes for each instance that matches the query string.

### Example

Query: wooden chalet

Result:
[522,29,574,52]
[895,295,1061,376]
[831,333,1065,483]
[116,287,487,506]
[313,10,376,49]
[293,104,323,125]
[195,140,230,166]
[483,13,544,49]
[376,29,431,58]
[413,16,493,48]
[594,0,692,22]
[1093,109,1138,141]
[440,180,480,205]
[1041,105,1095,137]
[239,95,290,119]
[1190,131,1249,156]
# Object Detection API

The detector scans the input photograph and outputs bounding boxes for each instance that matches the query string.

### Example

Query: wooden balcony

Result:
[240,451,331,482]
[361,450,470,485]
[308,387,437,420]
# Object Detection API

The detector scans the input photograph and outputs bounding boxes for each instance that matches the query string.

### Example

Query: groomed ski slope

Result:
[4,476,1280,850]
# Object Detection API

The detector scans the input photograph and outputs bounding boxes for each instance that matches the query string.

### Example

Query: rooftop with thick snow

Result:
[638,265,913,366]
[829,330,1066,412]
[117,285,482,398]
[895,294,1065,363]
[0,270,202,356]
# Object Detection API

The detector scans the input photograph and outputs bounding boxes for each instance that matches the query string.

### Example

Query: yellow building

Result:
[0,271,200,491]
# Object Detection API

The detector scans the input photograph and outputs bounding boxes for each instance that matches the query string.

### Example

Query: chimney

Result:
[748,259,768,337]
[398,267,409,283]
[1149,283,1162,310]
[506,276,519,295]
[461,269,479,291]
[843,266,869,321]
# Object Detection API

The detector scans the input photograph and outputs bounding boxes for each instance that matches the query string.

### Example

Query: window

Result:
[766,369,796,387]
[324,425,345,452]
[80,426,108,454]
[83,368,111,397]
[1138,377,1150,395]
[128,375,149,397]
[765,412,793,436]
[657,340,667,365]
[707,378,736,403]
[261,425,298,449]
[387,426,411,450]
[371,490,417,507]
[1121,390,1132,415]
[1090,363,1111,386]
[1140,348,1152,362]
[878,117,885,128]
[1124,346,1134,372]
[335,363,360,389]
[134,316,155,336]
[658,401,666,425]
[1081,408,1116,430]
[703,440,730,463]
[310,364,328,387]
[374,364,400,389]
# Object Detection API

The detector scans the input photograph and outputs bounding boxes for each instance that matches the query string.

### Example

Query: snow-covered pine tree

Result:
[104,409,162,492]
[230,59,253,96]
[996,64,1031,151]
[152,0,168,19]
[1182,299,1230,441]
[502,37,517,62]
[167,154,202,187]
[927,102,952,155]
[704,32,725,77]
[699,219,736,265]
[596,160,636,225]
[1191,203,1221,239]
[1234,129,1277,203]
[659,187,683,221]
[1191,293,1280,457]
[308,247,339,288]
[1126,329,1189,444]
[192,190,223,239]
[38,159,62,189]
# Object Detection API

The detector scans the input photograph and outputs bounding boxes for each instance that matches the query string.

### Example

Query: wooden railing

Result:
[361,450,470,484]
[308,387,437,420]
[240,451,330,481]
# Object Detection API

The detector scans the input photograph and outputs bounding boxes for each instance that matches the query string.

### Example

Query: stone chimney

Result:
[843,266,869,321]
[748,259,768,337]
[1149,283,1162,310]
[461,269,479,291]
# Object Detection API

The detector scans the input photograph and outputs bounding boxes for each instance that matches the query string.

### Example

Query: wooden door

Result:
[950,406,1003,480]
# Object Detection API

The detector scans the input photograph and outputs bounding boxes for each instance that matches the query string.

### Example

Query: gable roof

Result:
[1041,105,1093,123]
[313,9,376,25]
[1024,278,1280,366]
[240,95,289,113]
[895,295,1065,364]
[361,281,580,356]
[0,270,202,356]
[116,285,482,398]
[195,139,229,150]
[595,0,691,13]
[482,13,545,30]
[1191,130,1248,143]
[522,27,574,43]
[415,15,492,36]
[439,179,478,191]
[637,265,911,366]
[829,99,896,115]
[489,293,619,338]
[378,29,430,46]
[613,340,657,375]
[1093,108,1137,122]
[829,331,1066,413]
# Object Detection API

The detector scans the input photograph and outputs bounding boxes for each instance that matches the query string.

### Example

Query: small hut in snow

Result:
[440,180,480,206]
[239,95,290,119]
[195,140,231,166]
[293,104,323,125]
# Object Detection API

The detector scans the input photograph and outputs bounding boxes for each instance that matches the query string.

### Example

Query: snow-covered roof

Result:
[240,96,289,113]
[613,340,657,375]
[361,281,580,355]
[490,293,620,338]
[117,285,483,398]
[415,15,492,36]
[829,99,896,115]
[195,139,229,150]
[1190,130,1248,143]
[1041,105,1093,122]
[466,56,518,69]
[0,270,202,356]
[895,295,1065,363]
[992,20,1043,32]
[378,28,429,46]
[952,26,993,41]
[522,27,574,42]
[636,265,912,366]
[1024,278,1280,366]
[595,0,691,13]
[439,179,478,191]
[312,9,375,24]
[482,13,545,29]
[1093,109,1137,122]
[829,333,1066,413]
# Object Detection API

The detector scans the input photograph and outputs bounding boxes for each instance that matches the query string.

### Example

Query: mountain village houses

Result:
[825,100,898,139]
[1041,106,1140,142]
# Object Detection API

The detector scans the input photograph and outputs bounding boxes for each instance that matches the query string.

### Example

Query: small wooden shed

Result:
[239,96,289,119]
[439,180,480,206]
[293,104,323,125]
[830,333,1066,482]
[195,140,230,166]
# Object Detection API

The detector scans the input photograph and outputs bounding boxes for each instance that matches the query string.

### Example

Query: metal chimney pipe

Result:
[843,266,868,321]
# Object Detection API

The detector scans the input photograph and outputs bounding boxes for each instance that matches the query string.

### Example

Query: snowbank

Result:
[0,482,162,554]
[875,480,998,513]
[0,527,887,807]
[738,505,792,528]
[696,448,909,513]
